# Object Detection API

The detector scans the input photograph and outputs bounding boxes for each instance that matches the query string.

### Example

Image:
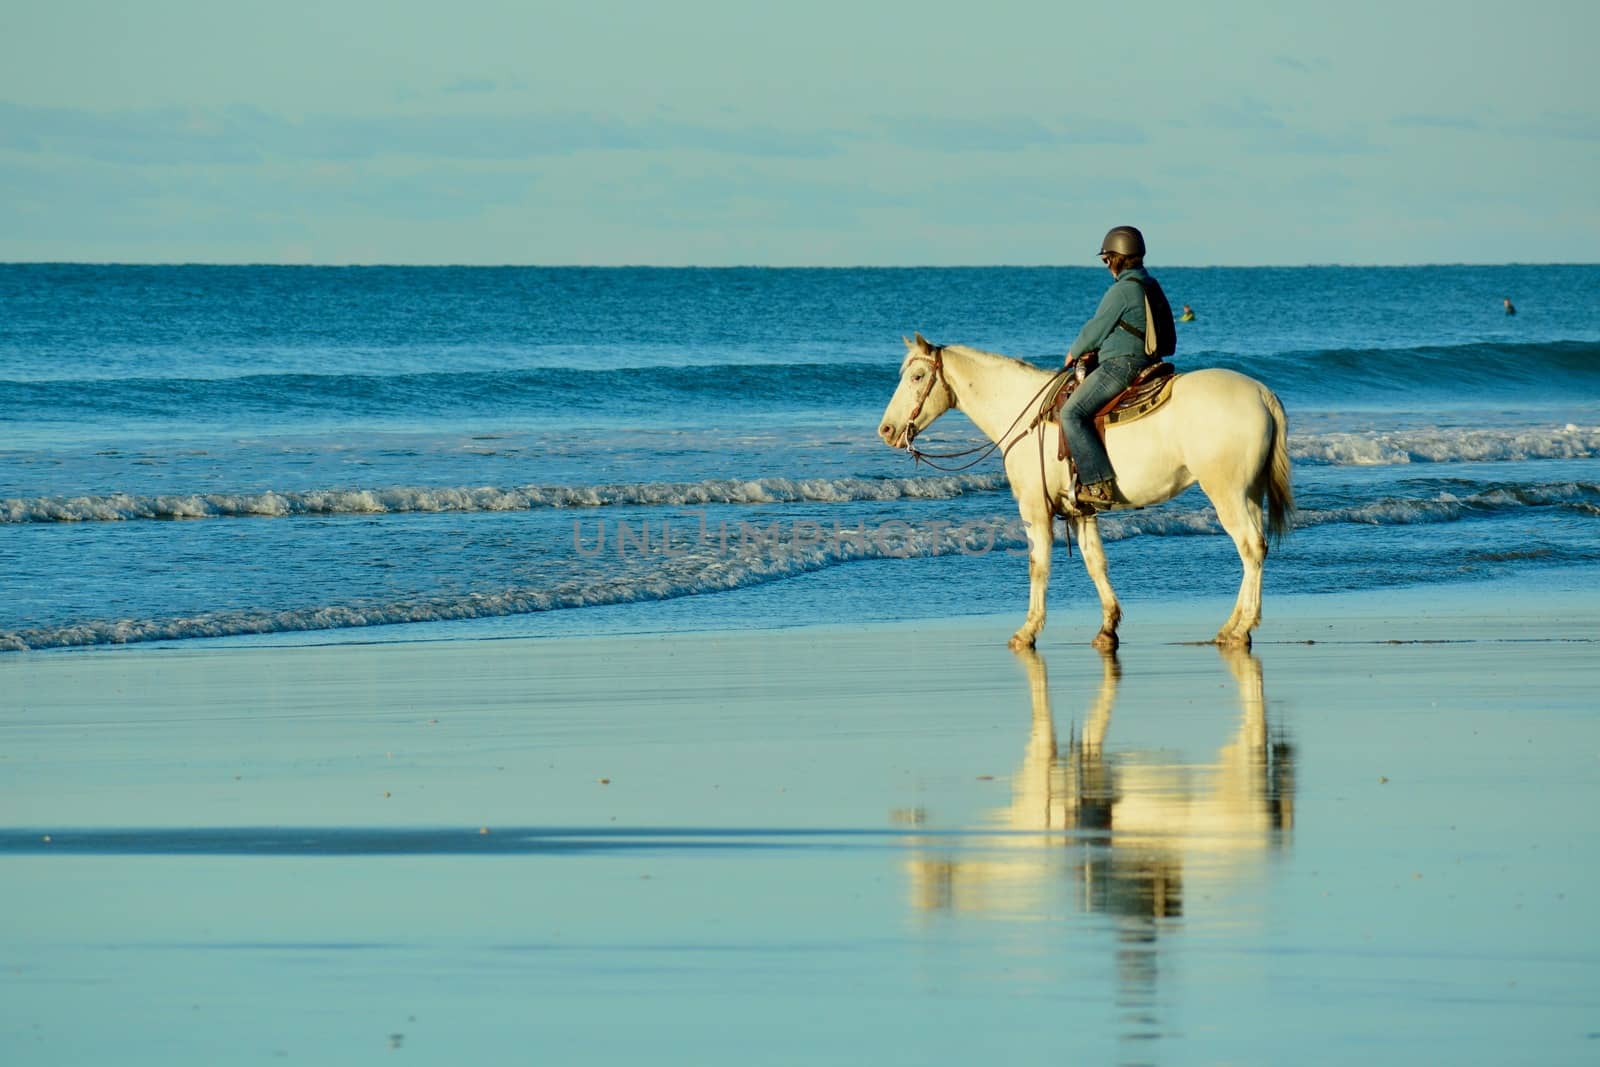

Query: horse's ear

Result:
[902,334,913,349]
[913,332,929,350]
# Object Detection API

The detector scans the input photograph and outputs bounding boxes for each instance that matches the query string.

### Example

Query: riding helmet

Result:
[1100,225,1146,257]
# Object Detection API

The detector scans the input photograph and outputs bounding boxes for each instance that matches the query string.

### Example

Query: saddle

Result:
[1047,360,1177,462]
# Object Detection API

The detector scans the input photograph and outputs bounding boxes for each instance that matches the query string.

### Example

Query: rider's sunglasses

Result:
[1099,253,1113,264]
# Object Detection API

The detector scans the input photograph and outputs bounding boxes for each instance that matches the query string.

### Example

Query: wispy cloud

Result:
[1242,126,1377,156]
[0,101,1159,167]
[1391,114,1482,131]
[1272,55,1330,74]
[0,157,162,204]
[1509,111,1600,142]
[872,114,1146,151]
[1391,110,1600,143]
[1199,98,1373,156]
[552,161,1122,239]
[442,78,499,95]
[1207,98,1285,131]
[0,102,844,165]
[0,102,266,165]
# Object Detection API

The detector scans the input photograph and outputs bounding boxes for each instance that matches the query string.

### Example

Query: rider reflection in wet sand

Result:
[906,647,1294,927]
[904,646,1294,1045]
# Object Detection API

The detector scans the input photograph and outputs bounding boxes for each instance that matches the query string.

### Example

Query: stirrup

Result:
[1077,481,1117,509]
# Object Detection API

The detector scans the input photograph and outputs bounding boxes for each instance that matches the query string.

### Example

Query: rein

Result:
[898,347,1080,533]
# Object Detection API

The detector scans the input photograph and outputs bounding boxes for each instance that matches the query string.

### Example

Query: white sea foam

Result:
[1278,482,1600,528]
[9,427,1595,526]
[1291,425,1600,466]
[0,474,1010,524]
[0,517,1021,650]
[10,424,1598,526]
[5,479,1596,652]
[14,510,1230,650]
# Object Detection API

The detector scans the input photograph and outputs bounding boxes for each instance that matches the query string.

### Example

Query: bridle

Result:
[897,344,1072,472]
[900,345,957,449]
[895,344,1081,530]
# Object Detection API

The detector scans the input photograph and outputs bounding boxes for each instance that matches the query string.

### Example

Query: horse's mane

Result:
[900,341,1051,380]
[944,344,1052,376]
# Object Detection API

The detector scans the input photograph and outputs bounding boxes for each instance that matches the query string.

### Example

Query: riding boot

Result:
[1077,480,1118,509]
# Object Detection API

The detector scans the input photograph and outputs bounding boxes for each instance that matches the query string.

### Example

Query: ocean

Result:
[2,263,1597,652]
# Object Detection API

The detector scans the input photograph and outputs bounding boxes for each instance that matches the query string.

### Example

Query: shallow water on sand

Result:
[3,584,1598,1064]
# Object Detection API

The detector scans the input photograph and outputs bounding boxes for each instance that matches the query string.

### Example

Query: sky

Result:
[1,0,1596,266]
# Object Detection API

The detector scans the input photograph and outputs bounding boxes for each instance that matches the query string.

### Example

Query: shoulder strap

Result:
[1114,277,1173,357]
[1113,276,1148,344]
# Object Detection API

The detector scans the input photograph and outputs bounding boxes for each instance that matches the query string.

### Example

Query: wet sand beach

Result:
[3,578,1599,1065]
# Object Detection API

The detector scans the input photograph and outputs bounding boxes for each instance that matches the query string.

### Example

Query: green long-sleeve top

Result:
[1067,267,1150,362]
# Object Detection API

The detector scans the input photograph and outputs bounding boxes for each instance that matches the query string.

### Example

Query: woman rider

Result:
[1062,225,1168,509]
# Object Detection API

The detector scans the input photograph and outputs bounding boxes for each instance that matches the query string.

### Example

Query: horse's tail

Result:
[1260,385,1295,547]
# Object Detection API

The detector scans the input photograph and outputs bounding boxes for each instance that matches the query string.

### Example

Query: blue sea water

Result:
[2,263,1597,651]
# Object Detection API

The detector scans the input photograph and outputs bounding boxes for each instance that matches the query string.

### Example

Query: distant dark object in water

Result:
[1504,297,1517,316]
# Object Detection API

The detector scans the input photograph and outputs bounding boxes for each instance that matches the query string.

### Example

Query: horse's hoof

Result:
[1215,631,1253,650]
[1092,631,1120,651]
[1008,633,1036,651]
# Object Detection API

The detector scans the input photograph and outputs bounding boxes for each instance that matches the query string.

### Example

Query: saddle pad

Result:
[1047,361,1178,463]
[1097,362,1177,430]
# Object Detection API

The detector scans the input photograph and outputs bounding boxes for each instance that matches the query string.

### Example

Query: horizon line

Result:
[2,260,1592,270]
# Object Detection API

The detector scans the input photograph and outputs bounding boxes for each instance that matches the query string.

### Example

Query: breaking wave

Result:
[1290,424,1600,466]
[1,473,1008,524]
[6,481,1596,652]
[6,424,1598,525]
[0,518,1027,651]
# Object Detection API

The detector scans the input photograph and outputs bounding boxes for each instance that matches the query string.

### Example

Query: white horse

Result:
[878,334,1293,649]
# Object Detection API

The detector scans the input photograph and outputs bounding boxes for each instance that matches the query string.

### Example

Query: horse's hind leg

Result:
[1071,515,1122,650]
[1208,488,1266,647]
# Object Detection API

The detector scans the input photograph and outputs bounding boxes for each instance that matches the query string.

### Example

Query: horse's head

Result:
[878,333,956,449]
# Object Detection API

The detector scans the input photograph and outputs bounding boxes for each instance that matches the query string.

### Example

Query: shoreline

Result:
[7,562,1596,660]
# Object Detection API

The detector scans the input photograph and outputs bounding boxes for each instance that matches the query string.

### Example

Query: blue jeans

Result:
[1062,352,1152,485]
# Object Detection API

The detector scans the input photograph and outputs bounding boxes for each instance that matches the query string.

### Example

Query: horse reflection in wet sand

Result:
[878,336,1294,650]
[907,647,1295,925]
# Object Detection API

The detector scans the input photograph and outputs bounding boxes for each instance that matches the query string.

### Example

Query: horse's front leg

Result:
[1009,506,1055,650]
[1069,514,1122,650]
